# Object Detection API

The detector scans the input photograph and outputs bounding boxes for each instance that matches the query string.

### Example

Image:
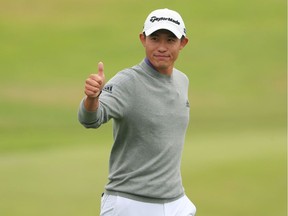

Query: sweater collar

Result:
[141,58,174,81]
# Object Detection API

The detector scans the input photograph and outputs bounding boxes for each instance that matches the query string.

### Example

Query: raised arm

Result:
[84,62,105,111]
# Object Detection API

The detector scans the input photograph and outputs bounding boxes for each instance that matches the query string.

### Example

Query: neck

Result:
[144,58,173,76]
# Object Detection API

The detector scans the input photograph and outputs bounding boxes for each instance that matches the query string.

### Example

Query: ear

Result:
[179,37,189,50]
[139,33,146,47]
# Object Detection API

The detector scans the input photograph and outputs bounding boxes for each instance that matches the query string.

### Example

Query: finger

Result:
[87,75,103,87]
[85,82,100,92]
[85,85,101,97]
[98,62,104,77]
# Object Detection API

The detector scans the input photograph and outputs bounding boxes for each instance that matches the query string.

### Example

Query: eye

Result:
[167,37,176,43]
[150,36,158,41]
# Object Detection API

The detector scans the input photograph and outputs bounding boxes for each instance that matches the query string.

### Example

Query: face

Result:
[140,29,188,75]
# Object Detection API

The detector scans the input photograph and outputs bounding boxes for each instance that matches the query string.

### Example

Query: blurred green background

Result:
[0,0,286,215]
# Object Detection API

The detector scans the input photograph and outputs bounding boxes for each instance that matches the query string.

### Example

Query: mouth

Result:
[154,54,170,61]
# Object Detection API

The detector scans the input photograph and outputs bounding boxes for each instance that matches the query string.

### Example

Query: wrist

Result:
[84,95,100,112]
[95,90,102,99]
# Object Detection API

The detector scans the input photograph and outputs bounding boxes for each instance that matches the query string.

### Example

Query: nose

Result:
[157,40,168,52]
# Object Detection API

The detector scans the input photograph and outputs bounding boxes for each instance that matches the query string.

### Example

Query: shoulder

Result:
[108,68,136,85]
[103,67,138,94]
[173,68,189,85]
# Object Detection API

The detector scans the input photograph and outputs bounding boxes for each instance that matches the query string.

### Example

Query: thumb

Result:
[98,61,104,77]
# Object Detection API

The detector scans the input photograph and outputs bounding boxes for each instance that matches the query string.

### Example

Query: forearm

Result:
[84,96,100,112]
[78,98,101,128]
[79,61,105,127]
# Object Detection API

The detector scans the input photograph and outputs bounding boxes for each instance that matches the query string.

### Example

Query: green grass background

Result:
[0,0,286,215]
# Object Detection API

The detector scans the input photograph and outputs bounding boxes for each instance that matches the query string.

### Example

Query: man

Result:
[78,8,196,216]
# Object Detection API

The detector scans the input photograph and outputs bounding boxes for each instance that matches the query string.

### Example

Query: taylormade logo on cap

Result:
[143,8,186,39]
[150,16,181,25]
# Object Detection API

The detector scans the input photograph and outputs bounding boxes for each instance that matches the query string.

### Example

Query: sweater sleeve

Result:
[77,98,102,128]
[78,69,134,128]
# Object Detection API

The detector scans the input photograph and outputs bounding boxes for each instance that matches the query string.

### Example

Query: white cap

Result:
[143,8,186,39]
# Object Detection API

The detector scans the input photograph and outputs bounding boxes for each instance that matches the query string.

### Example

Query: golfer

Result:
[78,8,196,216]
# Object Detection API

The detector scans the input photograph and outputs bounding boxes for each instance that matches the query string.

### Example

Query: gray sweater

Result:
[78,60,190,203]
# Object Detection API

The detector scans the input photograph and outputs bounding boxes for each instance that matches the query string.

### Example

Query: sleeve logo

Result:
[103,85,113,93]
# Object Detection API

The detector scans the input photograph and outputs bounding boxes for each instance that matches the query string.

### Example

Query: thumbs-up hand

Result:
[84,62,106,98]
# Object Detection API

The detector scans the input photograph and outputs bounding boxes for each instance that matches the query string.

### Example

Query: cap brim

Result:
[144,23,183,39]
